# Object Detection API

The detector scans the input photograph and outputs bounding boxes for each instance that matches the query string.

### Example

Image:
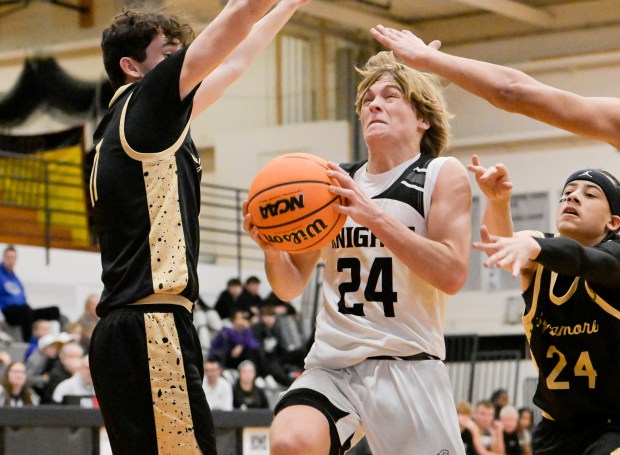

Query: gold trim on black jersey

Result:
[119,92,191,162]
[89,139,102,207]
[549,273,580,306]
[585,282,620,320]
[129,294,193,313]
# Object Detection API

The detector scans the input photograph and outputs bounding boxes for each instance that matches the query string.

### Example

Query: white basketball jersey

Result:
[305,154,452,369]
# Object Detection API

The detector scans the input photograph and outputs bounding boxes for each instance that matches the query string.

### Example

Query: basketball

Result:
[247,153,347,254]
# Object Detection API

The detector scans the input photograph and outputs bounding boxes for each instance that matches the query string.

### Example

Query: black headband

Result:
[564,169,620,216]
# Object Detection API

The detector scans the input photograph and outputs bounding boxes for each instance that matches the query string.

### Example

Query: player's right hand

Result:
[467,155,513,203]
[242,199,280,254]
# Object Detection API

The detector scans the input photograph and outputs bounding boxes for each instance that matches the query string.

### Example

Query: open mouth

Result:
[561,206,579,217]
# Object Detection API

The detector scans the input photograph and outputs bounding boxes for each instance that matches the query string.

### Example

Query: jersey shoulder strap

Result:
[339,160,367,177]
[373,154,436,218]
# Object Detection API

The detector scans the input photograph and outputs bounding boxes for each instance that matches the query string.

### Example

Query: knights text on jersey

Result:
[522,236,620,424]
[90,48,202,316]
[305,154,452,369]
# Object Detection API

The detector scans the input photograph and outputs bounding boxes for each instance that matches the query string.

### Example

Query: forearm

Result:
[490,430,505,454]
[413,49,539,115]
[482,199,514,237]
[226,1,299,73]
[533,236,620,284]
[191,0,303,117]
[369,216,469,295]
[264,249,320,302]
[181,0,276,95]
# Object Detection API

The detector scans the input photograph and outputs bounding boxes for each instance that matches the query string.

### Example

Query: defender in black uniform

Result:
[470,159,620,455]
[88,1,310,453]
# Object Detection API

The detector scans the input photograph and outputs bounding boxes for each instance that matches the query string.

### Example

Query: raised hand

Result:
[467,155,513,203]
[370,25,441,67]
[473,225,540,277]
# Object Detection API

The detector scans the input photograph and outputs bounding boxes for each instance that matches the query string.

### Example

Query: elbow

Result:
[270,288,300,303]
[489,79,525,113]
[226,61,246,83]
[440,264,468,295]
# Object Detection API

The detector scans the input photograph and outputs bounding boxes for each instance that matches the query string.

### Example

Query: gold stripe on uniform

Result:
[130,294,193,313]
[143,156,189,295]
[144,312,200,455]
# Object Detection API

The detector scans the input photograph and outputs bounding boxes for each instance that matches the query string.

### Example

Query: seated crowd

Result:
[0,274,307,411]
[457,389,535,455]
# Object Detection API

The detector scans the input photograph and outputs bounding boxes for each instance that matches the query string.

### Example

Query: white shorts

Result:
[275,358,465,455]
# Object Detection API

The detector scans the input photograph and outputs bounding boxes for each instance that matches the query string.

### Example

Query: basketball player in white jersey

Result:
[244,51,471,454]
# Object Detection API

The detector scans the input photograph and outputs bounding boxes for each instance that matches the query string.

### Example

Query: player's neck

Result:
[366,137,420,174]
[366,148,419,174]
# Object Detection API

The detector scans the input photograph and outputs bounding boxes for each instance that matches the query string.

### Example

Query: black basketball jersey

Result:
[522,233,620,424]
[90,47,202,316]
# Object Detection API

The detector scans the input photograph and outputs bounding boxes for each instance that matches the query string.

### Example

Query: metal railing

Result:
[0,150,261,273]
[198,182,262,277]
[0,150,92,262]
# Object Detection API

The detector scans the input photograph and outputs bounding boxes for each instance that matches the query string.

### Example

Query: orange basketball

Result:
[247,153,347,254]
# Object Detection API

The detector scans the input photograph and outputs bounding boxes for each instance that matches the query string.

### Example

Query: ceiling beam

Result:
[452,0,554,27]
[301,0,413,33]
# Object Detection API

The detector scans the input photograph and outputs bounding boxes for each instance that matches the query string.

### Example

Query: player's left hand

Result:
[326,162,381,229]
[473,225,541,277]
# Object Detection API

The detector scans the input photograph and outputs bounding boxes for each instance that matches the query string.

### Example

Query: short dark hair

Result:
[101,9,195,89]
[227,278,242,287]
[260,305,276,316]
[245,276,261,285]
[3,245,15,256]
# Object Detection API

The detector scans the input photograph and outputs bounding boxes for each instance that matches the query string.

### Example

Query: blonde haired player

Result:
[244,50,471,454]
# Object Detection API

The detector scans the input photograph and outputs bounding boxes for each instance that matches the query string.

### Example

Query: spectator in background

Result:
[517,407,534,455]
[24,319,53,361]
[193,296,223,357]
[260,292,307,361]
[0,361,39,407]
[202,358,233,411]
[214,278,244,321]
[490,388,510,419]
[210,309,261,371]
[232,360,269,410]
[239,276,263,320]
[0,350,10,378]
[52,355,95,405]
[473,400,505,454]
[252,305,303,387]
[0,246,62,341]
[456,401,478,455]
[41,340,83,404]
[25,333,63,397]
[499,405,522,455]
[263,291,298,317]
[66,294,100,351]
